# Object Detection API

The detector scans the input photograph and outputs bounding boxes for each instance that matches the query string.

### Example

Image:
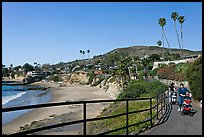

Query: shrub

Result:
[87,71,96,84]
[91,74,105,86]
[117,79,168,99]
[117,83,146,99]
[47,75,63,82]
[186,57,202,100]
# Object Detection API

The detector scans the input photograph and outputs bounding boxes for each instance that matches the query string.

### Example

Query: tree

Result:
[82,50,85,59]
[178,15,185,59]
[171,12,182,59]
[9,64,13,71]
[186,57,202,100]
[149,54,161,62]
[22,63,35,75]
[87,50,90,59]
[159,18,171,61]
[159,18,166,60]
[132,56,140,79]
[80,50,83,59]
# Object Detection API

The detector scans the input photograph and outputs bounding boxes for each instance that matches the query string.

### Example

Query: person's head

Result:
[171,82,174,86]
[180,83,184,88]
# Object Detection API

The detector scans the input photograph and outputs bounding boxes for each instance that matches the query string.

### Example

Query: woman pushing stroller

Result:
[177,83,192,111]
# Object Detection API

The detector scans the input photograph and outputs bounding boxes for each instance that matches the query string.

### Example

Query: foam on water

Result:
[2,92,26,105]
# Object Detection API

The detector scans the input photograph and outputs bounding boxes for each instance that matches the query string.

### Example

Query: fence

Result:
[2,93,167,135]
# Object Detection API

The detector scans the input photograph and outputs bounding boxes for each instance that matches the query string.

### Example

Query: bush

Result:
[117,79,168,99]
[157,64,186,81]
[117,83,146,99]
[186,57,202,100]
[91,74,105,86]
[87,71,96,84]
[47,75,63,82]
[23,76,35,83]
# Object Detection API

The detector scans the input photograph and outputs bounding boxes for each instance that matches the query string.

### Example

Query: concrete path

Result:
[140,100,202,135]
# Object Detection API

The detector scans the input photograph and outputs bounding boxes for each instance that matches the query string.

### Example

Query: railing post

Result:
[161,94,163,115]
[126,100,128,135]
[150,98,153,127]
[83,102,86,135]
[156,94,159,120]
[163,93,166,112]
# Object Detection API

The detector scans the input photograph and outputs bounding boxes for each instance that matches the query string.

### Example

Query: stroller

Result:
[181,93,195,116]
[171,92,177,105]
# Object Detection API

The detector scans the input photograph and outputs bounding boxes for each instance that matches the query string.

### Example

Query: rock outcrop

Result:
[65,71,88,85]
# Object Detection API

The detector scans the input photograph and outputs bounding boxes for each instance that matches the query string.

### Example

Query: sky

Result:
[2,2,202,67]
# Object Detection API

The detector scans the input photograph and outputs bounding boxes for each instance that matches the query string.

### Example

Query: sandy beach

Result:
[2,81,118,135]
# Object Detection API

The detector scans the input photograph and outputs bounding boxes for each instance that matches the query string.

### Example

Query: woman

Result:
[177,83,190,111]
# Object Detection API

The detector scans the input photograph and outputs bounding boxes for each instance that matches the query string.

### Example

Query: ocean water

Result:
[2,83,53,125]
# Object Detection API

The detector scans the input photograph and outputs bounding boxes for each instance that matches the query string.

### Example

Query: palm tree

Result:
[171,12,182,59]
[159,18,166,60]
[34,62,37,71]
[82,50,85,59]
[159,18,171,61]
[132,56,140,80]
[87,50,90,59]
[178,15,185,59]
[157,40,162,47]
[9,64,13,72]
[80,50,83,59]
[157,40,163,60]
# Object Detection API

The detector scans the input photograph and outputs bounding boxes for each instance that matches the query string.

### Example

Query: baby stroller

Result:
[171,92,177,105]
[181,93,194,116]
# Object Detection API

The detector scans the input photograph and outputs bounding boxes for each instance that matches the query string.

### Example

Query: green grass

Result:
[87,100,157,135]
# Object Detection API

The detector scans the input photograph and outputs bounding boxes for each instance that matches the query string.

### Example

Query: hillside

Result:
[104,45,201,58]
[48,45,201,72]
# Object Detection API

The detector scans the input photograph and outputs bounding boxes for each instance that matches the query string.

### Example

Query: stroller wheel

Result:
[181,112,185,116]
[189,113,193,117]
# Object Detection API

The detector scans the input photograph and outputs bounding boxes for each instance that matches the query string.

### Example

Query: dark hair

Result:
[180,83,184,86]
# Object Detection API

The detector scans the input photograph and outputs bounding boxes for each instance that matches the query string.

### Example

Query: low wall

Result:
[159,79,189,87]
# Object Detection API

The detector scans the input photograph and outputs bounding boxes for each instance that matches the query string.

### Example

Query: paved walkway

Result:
[140,99,202,135]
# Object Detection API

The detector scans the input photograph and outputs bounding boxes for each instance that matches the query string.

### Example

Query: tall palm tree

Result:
[87,50,90,59]
[159,18,172,61]
[82,50,85,59]
[159,18,166,60]
[80,50,83,59]
[171,12,182,58]
[178,15,185,59]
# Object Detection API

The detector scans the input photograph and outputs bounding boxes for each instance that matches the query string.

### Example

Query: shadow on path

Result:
[137,103,173,135]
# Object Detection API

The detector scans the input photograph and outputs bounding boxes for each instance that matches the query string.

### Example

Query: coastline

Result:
[2,81,118,135]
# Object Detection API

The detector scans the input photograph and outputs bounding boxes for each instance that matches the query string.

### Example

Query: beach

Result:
[2,81,118,135]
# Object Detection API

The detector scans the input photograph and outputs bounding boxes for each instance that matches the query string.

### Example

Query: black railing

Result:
[2,93,167,135]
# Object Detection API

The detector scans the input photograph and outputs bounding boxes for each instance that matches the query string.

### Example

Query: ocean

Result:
[2,82,53,125]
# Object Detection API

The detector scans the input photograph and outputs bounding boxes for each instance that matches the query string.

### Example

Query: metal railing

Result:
[2,93,167,135]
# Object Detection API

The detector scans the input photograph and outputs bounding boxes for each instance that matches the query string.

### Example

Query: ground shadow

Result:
[136,103,173,135]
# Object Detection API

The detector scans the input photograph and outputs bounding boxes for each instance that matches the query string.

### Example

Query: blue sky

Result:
[2,2,202,67]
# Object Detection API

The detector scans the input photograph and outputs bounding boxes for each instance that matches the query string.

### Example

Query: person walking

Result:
[168,82,176,103]
[177,83,190,111]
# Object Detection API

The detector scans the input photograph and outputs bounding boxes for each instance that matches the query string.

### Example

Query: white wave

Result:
[2,92,26,105]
